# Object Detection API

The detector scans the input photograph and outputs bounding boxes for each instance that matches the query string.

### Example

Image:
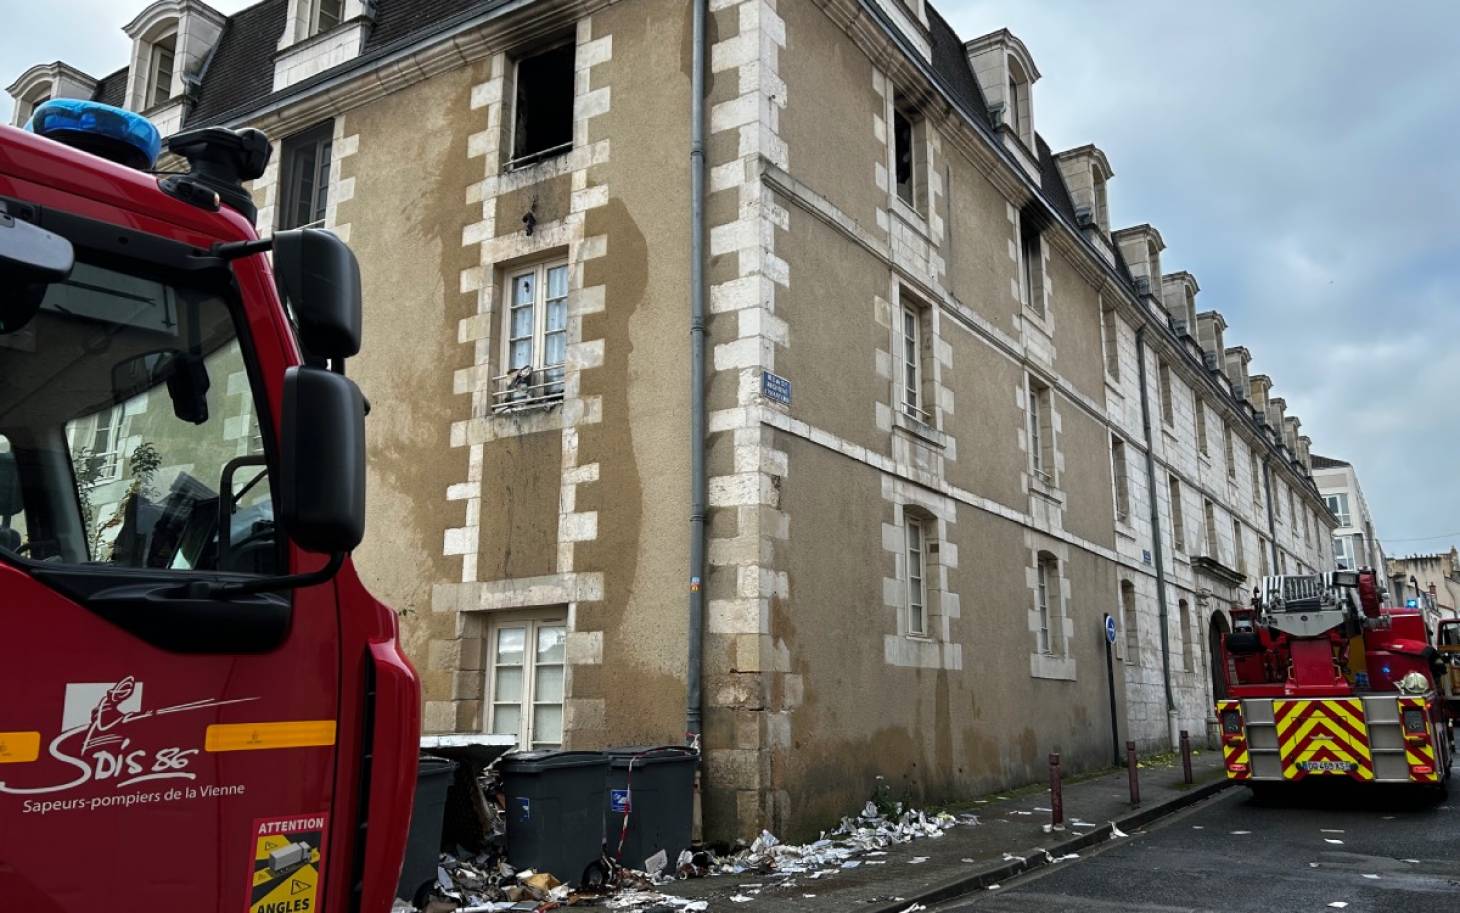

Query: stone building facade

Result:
[1311,453,1386,573]
[9,0,1334,840]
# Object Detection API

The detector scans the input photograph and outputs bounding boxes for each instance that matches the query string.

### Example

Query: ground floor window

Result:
[487,613,567,749]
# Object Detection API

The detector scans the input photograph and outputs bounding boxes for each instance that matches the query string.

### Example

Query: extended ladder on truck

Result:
[1215,571,1452,792]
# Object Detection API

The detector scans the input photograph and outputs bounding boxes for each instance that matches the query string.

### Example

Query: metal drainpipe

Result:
[1135,326,1177,748]
[686,0,707,742]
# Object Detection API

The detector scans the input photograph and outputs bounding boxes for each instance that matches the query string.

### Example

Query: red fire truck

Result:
[0,100,419,911]
[1216,569,1452,792]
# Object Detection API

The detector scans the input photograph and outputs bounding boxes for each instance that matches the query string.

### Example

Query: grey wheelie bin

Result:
[603,746,697,874]
[500,750,610,886]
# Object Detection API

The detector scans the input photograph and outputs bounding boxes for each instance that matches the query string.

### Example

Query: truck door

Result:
[0,237,342,912]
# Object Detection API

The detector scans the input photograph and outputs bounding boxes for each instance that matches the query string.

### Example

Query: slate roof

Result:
[90,67,128,108]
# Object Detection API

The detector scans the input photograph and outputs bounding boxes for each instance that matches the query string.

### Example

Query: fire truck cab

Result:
[0,100,419,912]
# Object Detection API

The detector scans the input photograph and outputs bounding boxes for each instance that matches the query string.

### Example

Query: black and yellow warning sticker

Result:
[247,813,327,913]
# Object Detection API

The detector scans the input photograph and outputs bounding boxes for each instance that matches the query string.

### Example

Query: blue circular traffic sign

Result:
[1103,613,1117,645]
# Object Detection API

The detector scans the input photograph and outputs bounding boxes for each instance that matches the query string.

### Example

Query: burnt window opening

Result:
[511,42,575,168]
[894,107,914,206]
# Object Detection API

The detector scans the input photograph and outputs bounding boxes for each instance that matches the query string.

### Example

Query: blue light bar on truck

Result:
[25,98,162,171]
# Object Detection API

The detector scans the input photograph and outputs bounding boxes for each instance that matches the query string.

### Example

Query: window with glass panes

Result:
[312,0,343,35]
[503,261,568,400]
[901,306,922,419]
[487,615,566,749]
[1036,552,1057,653]
[278,123,333,230]
[67,405,126,484]
[148,34,176,108]
[906,516,926,636]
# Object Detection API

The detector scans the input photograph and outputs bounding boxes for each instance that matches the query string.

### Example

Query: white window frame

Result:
[906,516,927,637]
[67,406,127,485]
[146,32,176,109]
[1333,535,1354,570]
[278,122,334,230]
[1036,553,1056,654]
[901,305,927,422]
[496,259,570,412]
[1028,377,1051,484]
[1324,493,1351,527]
[485,612,567,750]
[310,0,344,35]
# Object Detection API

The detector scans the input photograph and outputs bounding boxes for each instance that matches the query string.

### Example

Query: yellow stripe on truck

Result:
[0,731,41,763]
[204,720,336,753]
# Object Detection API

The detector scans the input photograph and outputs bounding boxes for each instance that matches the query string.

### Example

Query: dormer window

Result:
[1005,59,1032,147]
[965,30,1040,179]
[7,63,99,127]
[146,32,176,108]
[311,0,344,36]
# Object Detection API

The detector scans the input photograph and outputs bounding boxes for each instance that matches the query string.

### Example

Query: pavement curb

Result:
[865,777,1234,913]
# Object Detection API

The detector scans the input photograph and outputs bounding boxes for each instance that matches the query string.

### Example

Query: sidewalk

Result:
[665,749,1230,913]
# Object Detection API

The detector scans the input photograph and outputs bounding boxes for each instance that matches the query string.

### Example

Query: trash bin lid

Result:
[605,745,699,768]
[501,749,610,772]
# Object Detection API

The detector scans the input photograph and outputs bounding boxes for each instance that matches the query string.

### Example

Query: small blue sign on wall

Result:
[1142,549,1153,566]
[610,788,632,814]
[762,370,792,406]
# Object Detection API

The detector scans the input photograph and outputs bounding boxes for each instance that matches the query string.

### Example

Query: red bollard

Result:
[1048,752,1064,830]
[1180,730,1193,785]
[1126,740,1140,806]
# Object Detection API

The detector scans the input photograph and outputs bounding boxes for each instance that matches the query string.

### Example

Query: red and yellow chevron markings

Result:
[1217,700,1251,780]
[1274,698,1373,781]
[1398,696,1439,783]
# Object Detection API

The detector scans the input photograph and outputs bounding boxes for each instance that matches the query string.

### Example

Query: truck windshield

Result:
[0,254,278,574]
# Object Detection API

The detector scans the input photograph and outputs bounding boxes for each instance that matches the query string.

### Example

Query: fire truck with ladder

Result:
[0,99,419,910]
[1216,568,1453,792]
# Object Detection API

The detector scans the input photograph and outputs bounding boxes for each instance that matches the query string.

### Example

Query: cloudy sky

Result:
[3,1,1458,560]
[939,0,1460,560]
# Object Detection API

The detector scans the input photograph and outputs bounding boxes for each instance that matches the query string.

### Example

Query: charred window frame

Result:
[509,41,575,170]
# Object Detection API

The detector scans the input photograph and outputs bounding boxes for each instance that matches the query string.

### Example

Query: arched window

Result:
[1006,57,1031,146]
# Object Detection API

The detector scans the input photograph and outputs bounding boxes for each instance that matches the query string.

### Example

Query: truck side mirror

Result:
[279,366,365,553]
[0,450,22,521]
[272,228,362,359]
[0,206,74,334]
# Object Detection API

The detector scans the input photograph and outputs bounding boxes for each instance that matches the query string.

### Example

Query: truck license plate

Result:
[1299,760,1354,772]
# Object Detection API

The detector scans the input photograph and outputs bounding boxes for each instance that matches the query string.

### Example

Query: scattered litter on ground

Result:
[908,857,929,865]
[1309,863,1320,868]
[1324,839,1344,845]
[986,884,1000,891]
[1108,824,1128,840]
[1051,853,1079,863]
[961,858,976,864]
[1328,903,1349,909]
[1402,859,1420,864]
[1362,874,1379,879]
[1191,826,1203,830]
[1320,829,1345,834]
[1002,853,1027,864]
[898,904,926,912]
[1230,830,1251,836]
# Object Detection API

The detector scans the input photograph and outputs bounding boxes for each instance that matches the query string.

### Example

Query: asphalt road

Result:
[933,781,1459,913]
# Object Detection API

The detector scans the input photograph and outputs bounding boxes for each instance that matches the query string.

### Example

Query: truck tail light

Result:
[1402,708,1426,735]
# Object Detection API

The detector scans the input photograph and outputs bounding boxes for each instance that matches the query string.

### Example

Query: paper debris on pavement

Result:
[1109,823,1129,839]
[1362,874,1379,879]
[1328,903,1348,909]
[1324,839,1344,845]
